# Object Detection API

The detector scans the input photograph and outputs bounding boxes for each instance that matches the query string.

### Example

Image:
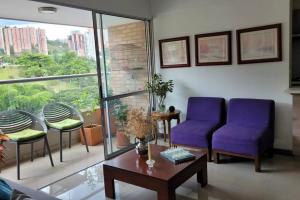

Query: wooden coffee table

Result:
[103,144,207,200]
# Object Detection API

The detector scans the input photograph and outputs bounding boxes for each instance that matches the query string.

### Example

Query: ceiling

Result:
[0,0,139,28]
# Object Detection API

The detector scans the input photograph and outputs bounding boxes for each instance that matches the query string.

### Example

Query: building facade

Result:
[67,31,86,57]
[0,26,48,55]
[84,29,96,60]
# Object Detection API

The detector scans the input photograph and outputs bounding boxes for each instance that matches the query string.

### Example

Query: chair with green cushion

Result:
[42,103,89,162]
[0,110,54,180]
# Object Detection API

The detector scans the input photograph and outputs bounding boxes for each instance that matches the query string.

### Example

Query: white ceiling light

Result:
[38,7,57,14]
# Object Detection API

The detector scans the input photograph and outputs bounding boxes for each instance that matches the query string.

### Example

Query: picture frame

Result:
[195,31,232,66]
[237,24,282,64]
[159,36,191,68]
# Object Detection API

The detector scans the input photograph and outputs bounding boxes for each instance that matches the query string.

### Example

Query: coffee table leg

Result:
[104,170,115,199]
[158,186,176,200]
[197,163,207,188]
[163,120,167,142]
[167,119,171,147]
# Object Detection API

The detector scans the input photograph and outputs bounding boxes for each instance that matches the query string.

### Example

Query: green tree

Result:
[2,55,17,64]
[16,53,58,77]
[0,84,54,114]
[55,51,91,75]
[0,48,5,55]
[47,39,69,60]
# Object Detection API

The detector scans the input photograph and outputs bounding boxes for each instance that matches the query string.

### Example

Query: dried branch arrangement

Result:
[126,107,153,139]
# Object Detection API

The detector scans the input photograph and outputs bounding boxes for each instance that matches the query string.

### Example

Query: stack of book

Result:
[160,147,195,164]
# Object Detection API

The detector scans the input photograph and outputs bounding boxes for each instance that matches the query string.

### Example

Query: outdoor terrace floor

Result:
[0,143,105,189]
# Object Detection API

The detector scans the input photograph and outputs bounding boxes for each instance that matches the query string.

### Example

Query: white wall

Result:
[34,0,151,19]
[151,0,292,150]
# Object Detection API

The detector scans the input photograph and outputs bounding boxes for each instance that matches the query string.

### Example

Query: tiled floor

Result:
[41,142,300,200]
[0,143,105,189]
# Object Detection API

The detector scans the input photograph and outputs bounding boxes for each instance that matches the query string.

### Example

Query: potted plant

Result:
[126,107,153,155]
[146,73,174,112]
[112,103,130,148]
[74,92,103,146]
[94,89,119,135]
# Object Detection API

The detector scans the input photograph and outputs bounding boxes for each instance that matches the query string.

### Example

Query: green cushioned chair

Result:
[42,103,89,162]
[0,110,54,180]
[7,129,46,142]
[48,119,82,130]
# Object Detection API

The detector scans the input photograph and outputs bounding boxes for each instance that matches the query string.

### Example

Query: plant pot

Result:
[95,108,117,135]
[80,124,103,146]
[116,130,130,149]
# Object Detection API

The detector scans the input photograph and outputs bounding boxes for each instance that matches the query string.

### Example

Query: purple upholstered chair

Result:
[171,97,225,161]
[212,98,275,172]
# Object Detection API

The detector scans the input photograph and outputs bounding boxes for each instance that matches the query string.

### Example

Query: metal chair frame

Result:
[0,110,54,180]
[42,103,89,162]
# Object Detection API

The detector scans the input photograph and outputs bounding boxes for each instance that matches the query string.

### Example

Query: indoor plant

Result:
[74,92,103,146]
[146,73,174,112]
[112,103,130,148]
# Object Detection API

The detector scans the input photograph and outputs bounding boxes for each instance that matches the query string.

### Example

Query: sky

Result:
[0,19,89,40]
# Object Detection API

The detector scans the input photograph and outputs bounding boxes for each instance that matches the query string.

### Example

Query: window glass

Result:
[100,15,148,96]
[0,19,96,80]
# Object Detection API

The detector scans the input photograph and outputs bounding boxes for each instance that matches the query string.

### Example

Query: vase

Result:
[158,96,166,112]
[135,137,148,155]
[159,104,166,112]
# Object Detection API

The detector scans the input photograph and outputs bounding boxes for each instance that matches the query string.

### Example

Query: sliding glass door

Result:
[93,13,151,158]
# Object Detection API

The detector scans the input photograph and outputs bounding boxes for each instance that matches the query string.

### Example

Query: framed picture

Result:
[159,36,190,68]
[237,24,282,64]
[195,31,232,66]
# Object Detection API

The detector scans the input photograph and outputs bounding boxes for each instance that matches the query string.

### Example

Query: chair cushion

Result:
[6,129,46,142]
[48,118,82,130]
[212,124,271,156]
[171,120,220,148]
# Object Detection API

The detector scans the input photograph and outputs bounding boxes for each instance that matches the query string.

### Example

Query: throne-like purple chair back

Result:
[227,98,275,128]
[186,97,225,123]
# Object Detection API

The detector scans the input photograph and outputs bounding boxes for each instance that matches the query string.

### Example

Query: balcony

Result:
[0,142,105,189]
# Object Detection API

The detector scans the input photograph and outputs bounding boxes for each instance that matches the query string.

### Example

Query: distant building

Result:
[67,31,85,57]
[0,28,5,52]
[84,29,96,60]
[0,26,48,56]
[37,28,48,55]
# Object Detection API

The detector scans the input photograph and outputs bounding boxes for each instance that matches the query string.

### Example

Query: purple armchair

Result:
[171,97,225,161]
[212,98,275,172]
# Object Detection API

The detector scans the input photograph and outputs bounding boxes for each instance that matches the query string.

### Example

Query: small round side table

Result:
[151,110,180,146]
